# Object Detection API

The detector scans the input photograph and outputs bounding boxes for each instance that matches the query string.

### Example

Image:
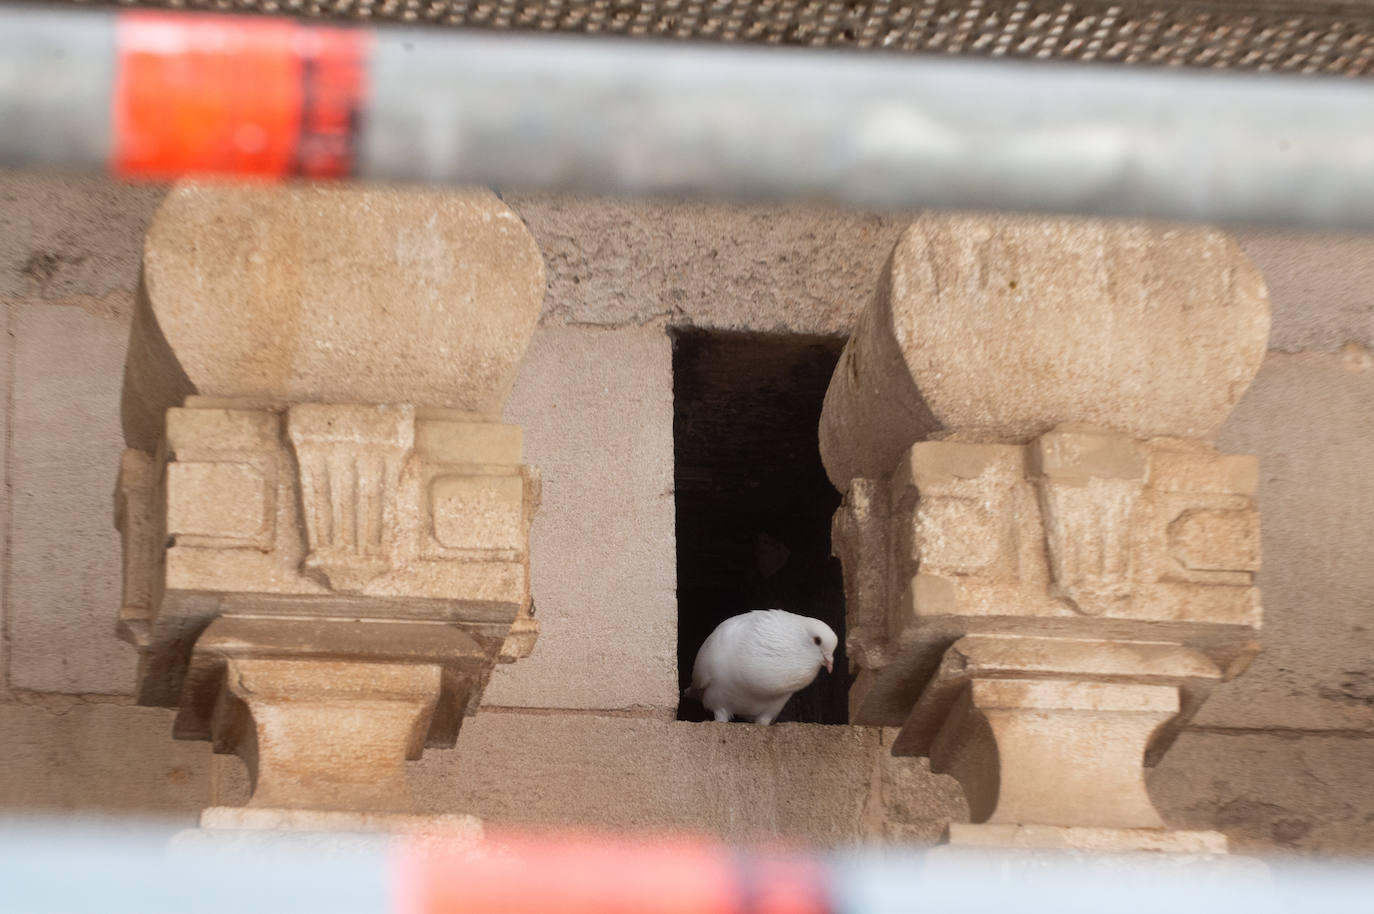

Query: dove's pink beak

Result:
[823,658,833,674]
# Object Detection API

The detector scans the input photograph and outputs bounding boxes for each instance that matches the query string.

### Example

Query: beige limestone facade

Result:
[1,171,1373,854]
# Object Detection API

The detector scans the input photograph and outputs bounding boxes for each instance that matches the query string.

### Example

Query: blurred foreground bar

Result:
[0,818,1372,913]
[3,5,1374,227]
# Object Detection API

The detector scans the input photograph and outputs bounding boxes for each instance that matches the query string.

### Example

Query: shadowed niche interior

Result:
[673,329,848,724]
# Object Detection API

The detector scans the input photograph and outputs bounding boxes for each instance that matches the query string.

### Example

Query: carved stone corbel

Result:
[821,213,1270,853]
[114,183,546,825]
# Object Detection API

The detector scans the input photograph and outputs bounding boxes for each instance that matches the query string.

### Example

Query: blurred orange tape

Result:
[394,830,832,914]
[113,12,366,179]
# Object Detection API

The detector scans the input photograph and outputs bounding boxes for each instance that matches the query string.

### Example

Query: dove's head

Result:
[802,618,838,674]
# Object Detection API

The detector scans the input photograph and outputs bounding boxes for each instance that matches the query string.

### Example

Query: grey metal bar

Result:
[361,27,1374,228]
[0,8,115,172]
[3,6,1374,228]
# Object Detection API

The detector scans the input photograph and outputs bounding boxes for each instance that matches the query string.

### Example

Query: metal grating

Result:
[74,0,1374,77]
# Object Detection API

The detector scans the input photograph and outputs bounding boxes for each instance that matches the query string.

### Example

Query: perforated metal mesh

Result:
[85,0,1374,77]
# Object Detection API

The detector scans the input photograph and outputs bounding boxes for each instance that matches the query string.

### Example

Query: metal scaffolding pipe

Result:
[3,5,1374,228]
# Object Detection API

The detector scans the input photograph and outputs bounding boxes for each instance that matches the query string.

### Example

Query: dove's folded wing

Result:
[690,612,753,692]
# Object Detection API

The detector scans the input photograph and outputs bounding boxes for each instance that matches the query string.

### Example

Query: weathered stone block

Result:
[900,441,1022,489]
[506,193,906,335]
[1149,448,1259,496]
[1168,509,1261,574]
[485,327,677,713]
[166,405,280,454]
[895,444,1022,579]
[415,420,522,466]
[832,478,892,668]
[429,475,525,552]
[165,462,272,544]
[114,449,158,649]
[913,498,1000,573]
[1032,429,1149,482]
[173,614,497,814]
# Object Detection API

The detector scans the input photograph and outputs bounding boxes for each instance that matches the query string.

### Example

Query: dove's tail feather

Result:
[682,684,704,701]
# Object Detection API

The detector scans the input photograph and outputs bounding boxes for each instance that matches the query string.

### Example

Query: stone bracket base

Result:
[945,823,1229,854]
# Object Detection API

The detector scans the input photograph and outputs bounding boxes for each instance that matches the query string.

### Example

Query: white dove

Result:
[688,609,838,725]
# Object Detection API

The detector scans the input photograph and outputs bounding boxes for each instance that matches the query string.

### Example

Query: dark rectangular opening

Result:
[672,329,848,724]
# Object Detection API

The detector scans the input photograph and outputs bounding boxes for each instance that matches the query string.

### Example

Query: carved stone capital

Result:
[113,183,547,818]
[822,214,1270,849]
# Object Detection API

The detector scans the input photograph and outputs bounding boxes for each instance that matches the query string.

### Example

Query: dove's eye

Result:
[813,636,821,645]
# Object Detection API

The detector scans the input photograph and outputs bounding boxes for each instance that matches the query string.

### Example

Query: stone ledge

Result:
[199,806,483,837]
[945,823,1228,854]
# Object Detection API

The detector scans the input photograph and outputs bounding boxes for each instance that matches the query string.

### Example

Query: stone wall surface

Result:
[1205,352,1374,732]
[211,712,968,845]
[503,193,907,335]
[0,171,1372,855]
[7,295,134,694]
[1234,230,1374,353]
[0,701,211,821]
[3,175,1371,347]
[490,326,678,713]
[0,291,7,696]
[1150,729,1374,856]
[0,174,165,300]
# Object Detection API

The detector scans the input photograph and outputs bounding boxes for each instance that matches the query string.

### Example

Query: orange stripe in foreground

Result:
[393,830,831,914]
[113,12,366,180]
